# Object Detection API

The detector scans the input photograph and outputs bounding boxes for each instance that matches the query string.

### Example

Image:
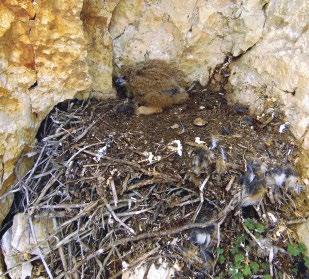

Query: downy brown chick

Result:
[115,59,189,115]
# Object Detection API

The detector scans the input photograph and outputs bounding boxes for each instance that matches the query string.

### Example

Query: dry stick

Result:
[79,149,180,182]
[42,129,75,142]
[29,203,89,210]
[128,178,174,191]
[109,177,118,206]
[225,175,236,192]
[73,121,96,143]
[242,223,263,249]
[29,171,63,214]
[52,218,71,279]
[287,217,308,225]
[110,247,160,279]
[96,247,114,279]
[102,197,135,235]
[243,220,283,278]
[121,173,130,194]
[193,175,210,222]
[66,143,104,167]
[28,217,54,279]
[59,194,241,278]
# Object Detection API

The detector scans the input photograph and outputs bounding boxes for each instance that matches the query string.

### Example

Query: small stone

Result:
[171,123,180,129]
[193,117,207,126]
[199,106,205,110]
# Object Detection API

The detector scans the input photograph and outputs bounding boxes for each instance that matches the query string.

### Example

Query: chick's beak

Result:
[115,76,127,87]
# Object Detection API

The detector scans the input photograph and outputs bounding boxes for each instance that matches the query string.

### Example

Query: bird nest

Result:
[2,88,309,278]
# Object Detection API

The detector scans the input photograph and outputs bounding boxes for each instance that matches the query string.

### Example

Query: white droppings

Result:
[274,173,286,187]
[195,232,211,246]
[209,137,218,149]
[267,212,278,223]
[95,146,108,162]
[279,122,289,133]
[169,140,183,156]
[122,261,129,270]
[195,137,205,144]
[143,151,154,163]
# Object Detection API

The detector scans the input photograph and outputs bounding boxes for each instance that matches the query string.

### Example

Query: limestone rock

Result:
[81,0,119,97]
[0,0,96,197]
[0,87,35,195]
[227,0,309,150]
[0,193,13,226]
[298,218,309,256]
[29,0,91,114]
[1,213,54,279]
[110,0,266,85]
[122,258,179,279]
[2,227,33,279]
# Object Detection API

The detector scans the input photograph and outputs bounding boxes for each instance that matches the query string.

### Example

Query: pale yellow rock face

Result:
[109,0,266,85]
[29,0,91,114]
[0,1,37,195]
[81,0,119,98]
[227,0,309,151]
[0,0,99,196]
[298,217,309,256]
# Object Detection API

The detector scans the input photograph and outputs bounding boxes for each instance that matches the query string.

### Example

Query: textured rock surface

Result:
[227,0,309,151]
[122,258,179,279]
[0,0,96,196]
[29,0,91,113]
[1,213,54,279]
[0,193,13,226]
[110,0,266,85]
[298,218,309,256]
[81,0,119,98]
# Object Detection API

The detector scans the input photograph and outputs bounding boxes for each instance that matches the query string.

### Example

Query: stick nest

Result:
[4,87,309,279]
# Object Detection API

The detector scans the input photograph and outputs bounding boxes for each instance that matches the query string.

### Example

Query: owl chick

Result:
[115,59,189,115]
[190,147,216,176]
[240,163,267,207]
[265,167,302,204]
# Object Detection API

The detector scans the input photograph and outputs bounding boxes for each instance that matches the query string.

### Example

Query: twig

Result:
[66,143,103,167]
[59,194,241,277]
[52,218,70,279]
[28,217,54,279]
[110,247,160,279]
[225,175,235,192]
[102,197,135,235]
[193,175,210,222]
